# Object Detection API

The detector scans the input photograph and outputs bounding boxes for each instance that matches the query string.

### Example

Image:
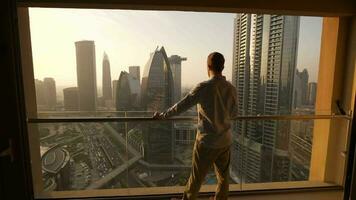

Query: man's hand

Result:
[153,112,164,119]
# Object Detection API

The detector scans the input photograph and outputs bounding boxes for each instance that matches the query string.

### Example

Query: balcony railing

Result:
[28,113,351,123]
[26,112,352,199]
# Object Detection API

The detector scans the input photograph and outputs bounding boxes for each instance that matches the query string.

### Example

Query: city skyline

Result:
[29,8,322,92]
[33,11,321,191]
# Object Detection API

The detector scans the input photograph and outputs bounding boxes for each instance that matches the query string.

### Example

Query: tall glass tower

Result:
[141,46,175,164]
[115,71,140,111]
[168,55,187,103]
[232,14,299,183]
[75,40,97,111]
[102,52,112,103]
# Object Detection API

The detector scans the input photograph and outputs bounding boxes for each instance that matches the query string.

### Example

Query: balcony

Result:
[26,112,352,199]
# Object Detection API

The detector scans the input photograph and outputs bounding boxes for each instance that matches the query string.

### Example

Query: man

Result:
[153,52,237,200]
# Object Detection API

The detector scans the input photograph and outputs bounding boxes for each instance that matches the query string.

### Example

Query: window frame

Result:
[15,1,356,199]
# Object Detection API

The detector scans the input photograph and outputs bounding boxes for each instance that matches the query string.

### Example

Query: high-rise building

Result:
[293,69,309,108]
[63,87,79,111]
[112,80,118,106]
[232,14,299,182]
[141,46,174,111]
[35,78,57,110]
[174,122,196,145]
[231,14,263,183]
[129,66,140,81]
[43,77,57,109]
[307,82,317,106]
[141,46,174,164]
[115,71,140,111]
[169,55,187,103]
[102,52,112,104]
[174,122,197,166]
[35,79,46,106]
[75,40,97,111]
[261,15,299,182]
[289,107,314,180]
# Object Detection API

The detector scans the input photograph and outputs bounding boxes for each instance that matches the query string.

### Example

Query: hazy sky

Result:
[29,8,322,93]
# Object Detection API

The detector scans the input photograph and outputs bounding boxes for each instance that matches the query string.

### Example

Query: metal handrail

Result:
[27,114,352,123]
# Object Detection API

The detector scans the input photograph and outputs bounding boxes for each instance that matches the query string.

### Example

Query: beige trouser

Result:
[183,141,230,200]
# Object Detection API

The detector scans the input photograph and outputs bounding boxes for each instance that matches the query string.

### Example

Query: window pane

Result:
[233,119,317,184]
[25,7,326,197]
[32,122,129,191]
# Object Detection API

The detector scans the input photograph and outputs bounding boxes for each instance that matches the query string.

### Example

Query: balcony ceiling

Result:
[16,0,355,16]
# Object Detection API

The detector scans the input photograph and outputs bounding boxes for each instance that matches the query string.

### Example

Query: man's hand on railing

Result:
[153,112,164,119]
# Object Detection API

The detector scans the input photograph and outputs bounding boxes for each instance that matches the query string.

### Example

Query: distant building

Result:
[35,79,46,106]
[75,40,97,111]
[35,78,57,110]
[232,134,262,183]
[129,66,140,81]
[174,122,196,145]
[43,77,57,109]
[42,147,72,190]
[115,71,141,111]
[293,69,309,108]
[141,46,174,164]
[307,82,317,106]
[63,87,79,111]
[102,52,112,106]
[289,107,314,180]
[127,128,144,156]
[112,80,118,106]
[169,55,187,103]
[141,46,174,111]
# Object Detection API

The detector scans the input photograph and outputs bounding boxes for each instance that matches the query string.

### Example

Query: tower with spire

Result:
[102,52,112,106]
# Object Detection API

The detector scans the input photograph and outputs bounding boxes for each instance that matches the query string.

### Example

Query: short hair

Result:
[207,52,225,73]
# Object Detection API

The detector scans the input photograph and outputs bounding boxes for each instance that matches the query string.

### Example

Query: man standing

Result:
[154,52,237,200]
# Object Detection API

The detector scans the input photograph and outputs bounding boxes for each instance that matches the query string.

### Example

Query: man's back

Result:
[195,75,237,148]
[156,52,235,200]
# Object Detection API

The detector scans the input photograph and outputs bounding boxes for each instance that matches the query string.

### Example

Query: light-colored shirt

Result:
[162,75,238,148]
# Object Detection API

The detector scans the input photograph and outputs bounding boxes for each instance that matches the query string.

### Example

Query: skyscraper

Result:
[35,79,46,107]
[112,80,118,106]
[169,55,187,103]
[43,77,57,109]
[63,87,79,111]
[115,71,140,111]
[289,107,313,181]
[102,52,112,104]
[75,40,97,111]
[293,69,309,108]
[262,15,299,182]
[141,46,174,164]
[35,78,57,110]
[141,46,174,111]
[307,82,317,106]
[129,66,140,81]
[231,14,262,183]
[232,14,299,182]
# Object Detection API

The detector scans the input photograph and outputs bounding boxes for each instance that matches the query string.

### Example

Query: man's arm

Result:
[156,83,204,119]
